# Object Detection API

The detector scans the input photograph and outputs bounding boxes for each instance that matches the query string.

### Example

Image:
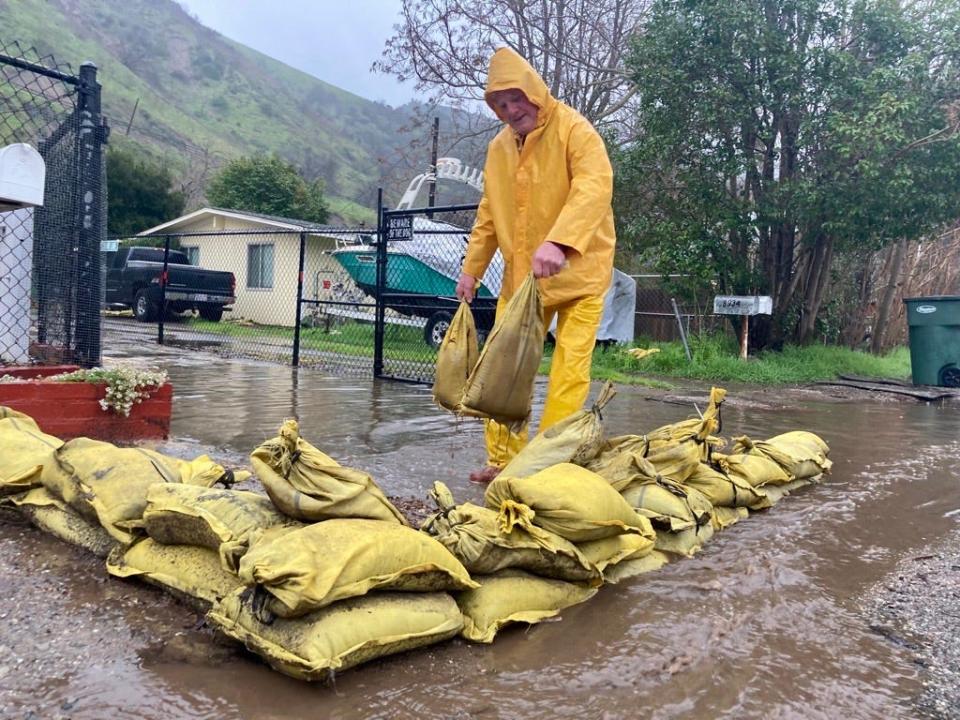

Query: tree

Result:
[107,147,186,235]
[206,155,329,224]
[375,0,650,138]
[619,0,960,348]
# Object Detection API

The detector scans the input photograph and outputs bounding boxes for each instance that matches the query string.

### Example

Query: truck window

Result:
[127,247,192,264]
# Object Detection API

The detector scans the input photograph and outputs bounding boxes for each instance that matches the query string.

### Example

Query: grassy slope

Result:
[0,0,409,218]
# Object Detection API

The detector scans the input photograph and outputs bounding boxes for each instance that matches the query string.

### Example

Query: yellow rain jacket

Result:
[462,48,616,306]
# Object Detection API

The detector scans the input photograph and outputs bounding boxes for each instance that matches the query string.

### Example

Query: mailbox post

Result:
[713,295,773,359]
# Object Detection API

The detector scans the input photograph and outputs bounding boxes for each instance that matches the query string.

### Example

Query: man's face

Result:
[489,89,539,136]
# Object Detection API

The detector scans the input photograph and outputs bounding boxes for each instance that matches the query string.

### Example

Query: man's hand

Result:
[456,272,477,302]
[532,241,569,278]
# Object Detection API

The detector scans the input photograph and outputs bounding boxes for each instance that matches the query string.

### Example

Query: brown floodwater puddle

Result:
[2,349,959,719]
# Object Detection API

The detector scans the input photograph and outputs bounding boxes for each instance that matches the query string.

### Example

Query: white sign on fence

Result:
[713,295,773,316]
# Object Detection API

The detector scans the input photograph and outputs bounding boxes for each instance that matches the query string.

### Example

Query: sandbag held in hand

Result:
[432,300,479,413]
[459,273,544,425]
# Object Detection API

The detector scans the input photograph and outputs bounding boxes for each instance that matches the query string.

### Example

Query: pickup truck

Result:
[105,246,236,322]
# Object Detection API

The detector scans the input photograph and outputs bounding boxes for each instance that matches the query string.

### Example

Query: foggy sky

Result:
[177,0,414,106]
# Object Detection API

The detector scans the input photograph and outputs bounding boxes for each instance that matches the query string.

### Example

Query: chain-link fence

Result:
[631,275,723,342]
[375,204,490,382]
[107,225,376,372]
[0,43,107,368]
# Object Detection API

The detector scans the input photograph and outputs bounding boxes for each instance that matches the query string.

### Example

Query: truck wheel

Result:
[134,289,158,322]
[199,306,224,322]
[424,311,453,349]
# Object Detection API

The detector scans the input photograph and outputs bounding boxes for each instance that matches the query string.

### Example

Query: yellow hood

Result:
[484,48,557,124]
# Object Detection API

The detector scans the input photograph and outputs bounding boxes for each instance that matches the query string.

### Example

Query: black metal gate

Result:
[374,201,498,383]
[0,42,107,367]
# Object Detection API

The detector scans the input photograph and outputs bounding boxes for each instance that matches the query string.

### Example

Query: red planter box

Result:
[0,366,171,442]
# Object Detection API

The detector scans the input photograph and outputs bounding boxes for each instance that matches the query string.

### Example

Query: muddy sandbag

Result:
[751,477,818,508]
[486,463,651,543]
[621,476,714,533]
[654,521,715,558]
[10,486,118,558]
[602,549,671,585]
[40,438,188,544]
[143,484,299,550]
[208,588,463,680]
[0,411,62,494]
[645,387,726,452]
[710,505,749,530]
[712,451,792,488]
[250,419,406,525]
[732,432,832,480]
[107,538,243,610]
[585,437,656,491]
[432,300,479,413]
[457,569,597,644]
[498,382,615,479]
[683,462,768,509]
[645,438,704,484]
[575,528,656,574]
[459,273,544,425]
[238,518,477,618]
[421,482,600,584]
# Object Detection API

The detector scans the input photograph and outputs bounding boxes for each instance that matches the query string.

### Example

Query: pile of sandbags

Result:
[0,386,834,681]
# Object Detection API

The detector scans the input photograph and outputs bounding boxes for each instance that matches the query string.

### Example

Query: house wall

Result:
[155,217,339,327]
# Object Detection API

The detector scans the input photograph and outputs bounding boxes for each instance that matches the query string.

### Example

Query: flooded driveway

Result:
[1,337,958,719]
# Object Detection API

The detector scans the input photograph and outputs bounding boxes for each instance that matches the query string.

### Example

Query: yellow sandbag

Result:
[0,411,62,494]
[250,419,406,525]
[645,438,703,483]
[10,486,118,558]
[238,518,477,618]
[585,437,656,492]
[459,273,544,425]
[602,549,671,584]
[432,300,479,412]
[621,476,713,532]
[0,464,43,497]
[654,521,715,557]
[733,432,832,480]
[41,438,190,544]
[177,455,251,487]
[751,476,818,508]
[107,538,243,610]
[575,527,656,573]
[712,452,792,488]
[456,569,597,644]
[499,382,615,479]
[646,387,726,451]
[710,505,749,530]
[683,462,768,509]
[421,482,600,584]
[486,463,651,542]
[208,588,463,680]
[143,484,299,550]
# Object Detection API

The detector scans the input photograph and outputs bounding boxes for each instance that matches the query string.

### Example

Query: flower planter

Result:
[0,366,172,442]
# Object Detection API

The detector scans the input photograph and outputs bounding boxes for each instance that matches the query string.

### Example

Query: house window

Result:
[247,243,274,289]
[182,246,199,265]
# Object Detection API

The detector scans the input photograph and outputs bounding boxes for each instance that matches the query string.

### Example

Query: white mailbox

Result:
[0,143,46,211]
[713,295,773,316]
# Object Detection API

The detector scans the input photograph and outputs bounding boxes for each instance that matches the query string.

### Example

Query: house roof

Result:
[137,207,368,238]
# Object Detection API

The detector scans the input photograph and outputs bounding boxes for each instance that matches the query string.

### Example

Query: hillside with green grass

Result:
[0,0,475,224]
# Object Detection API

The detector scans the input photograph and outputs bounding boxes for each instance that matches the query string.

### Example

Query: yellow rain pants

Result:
[484,293,604,468]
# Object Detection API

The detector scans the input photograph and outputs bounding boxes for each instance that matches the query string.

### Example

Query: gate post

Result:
[293,231,306,366]
[373,189,385,378]
[74,62,106,367]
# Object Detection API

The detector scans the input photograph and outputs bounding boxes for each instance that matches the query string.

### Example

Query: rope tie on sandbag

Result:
[496,499,536,535]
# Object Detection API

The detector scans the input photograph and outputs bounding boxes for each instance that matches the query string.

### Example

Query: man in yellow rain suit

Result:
[456,47,615,483]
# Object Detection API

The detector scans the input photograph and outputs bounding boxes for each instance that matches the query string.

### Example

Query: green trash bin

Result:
[903,296,960,387]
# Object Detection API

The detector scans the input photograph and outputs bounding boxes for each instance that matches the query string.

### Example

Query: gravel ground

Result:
[863,525,960,719]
